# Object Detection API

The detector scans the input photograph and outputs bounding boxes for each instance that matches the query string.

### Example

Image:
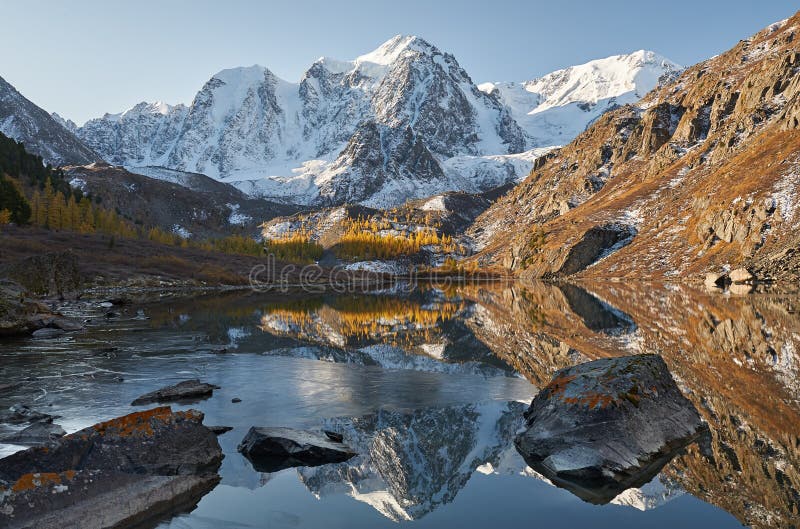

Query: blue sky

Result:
[3,0,797,124]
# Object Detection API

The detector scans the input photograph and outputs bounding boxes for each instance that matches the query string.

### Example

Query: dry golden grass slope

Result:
[470,12,800,281]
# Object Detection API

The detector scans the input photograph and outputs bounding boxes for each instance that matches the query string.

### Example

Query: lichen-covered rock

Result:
[0,470,219,529]
[238,427,356,472]
[131,379,220,406]
[514,354,705,504]
[0,407,222,529]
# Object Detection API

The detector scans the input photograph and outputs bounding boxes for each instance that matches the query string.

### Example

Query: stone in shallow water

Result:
[131,379,220,406]
[238,427,356,473]
[1,422,66,445]
[0,405,58,425]
[208,425,234,435]
[31,328,65,339]
[514,354,706,504]
[0,407,222,529]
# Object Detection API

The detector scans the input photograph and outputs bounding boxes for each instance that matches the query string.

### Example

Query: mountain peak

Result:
[211,64,271,85]
[309,35,439,80]
[522,50,681,112]
[356,35,435,66]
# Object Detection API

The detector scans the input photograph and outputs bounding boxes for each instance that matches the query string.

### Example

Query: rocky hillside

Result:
[470,14,800,282]
[0,76,99,166]
[261,186,509,268]
[75,38,676,208]
[65,163,301,238]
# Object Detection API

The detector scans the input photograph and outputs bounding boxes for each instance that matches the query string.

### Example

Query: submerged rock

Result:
[514,354,705,504]
[0,405,58,425]
[31,328,65,339]
[323,430,344,443]
[0,407,222,529]
[208,426,234,436]
[1,422,66,445]
[49,317,84,332]
[238,427,356,473]
[131,379,220,406]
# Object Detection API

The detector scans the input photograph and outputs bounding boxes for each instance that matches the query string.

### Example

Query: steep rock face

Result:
[78,102,188,167]
[471,14,800,280]
[0,76,98,166]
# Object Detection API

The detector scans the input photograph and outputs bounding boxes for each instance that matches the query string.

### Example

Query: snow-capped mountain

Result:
[77,36,529,207]
[478,50,682,145]
[76,41,678,207]
[0,75,98,166]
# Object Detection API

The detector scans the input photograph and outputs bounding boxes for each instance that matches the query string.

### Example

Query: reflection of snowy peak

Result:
[298,401,527,521]
[611,475,685,511]
[478,50,681,146]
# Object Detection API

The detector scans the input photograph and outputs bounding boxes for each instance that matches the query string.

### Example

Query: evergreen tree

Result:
[0,175,31,224]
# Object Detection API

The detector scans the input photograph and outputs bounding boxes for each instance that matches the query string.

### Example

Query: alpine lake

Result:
[1,279,798,529]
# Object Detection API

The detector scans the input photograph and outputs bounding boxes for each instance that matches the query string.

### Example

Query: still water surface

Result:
[1,282,797,528]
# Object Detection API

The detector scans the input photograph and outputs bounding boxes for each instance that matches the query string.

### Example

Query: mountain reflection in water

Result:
[0,282,797,528]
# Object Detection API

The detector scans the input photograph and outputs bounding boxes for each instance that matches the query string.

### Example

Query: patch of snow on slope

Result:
[227,203,252,225]
[771,165,800,228]
[172,225,191,238]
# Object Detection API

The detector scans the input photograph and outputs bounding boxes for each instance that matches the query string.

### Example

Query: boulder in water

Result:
[131,379,220,406]
[238,427,356,472]
[0,407,222,529]
[1,422,66,445]
[514,354,706,504]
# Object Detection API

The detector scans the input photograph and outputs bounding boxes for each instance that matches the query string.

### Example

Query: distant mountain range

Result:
[0,37,679,208]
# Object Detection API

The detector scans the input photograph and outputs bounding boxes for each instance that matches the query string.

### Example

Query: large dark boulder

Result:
[514,354,706,504]
[238,427,356,472]
[131,379,220,406]
[0,407,222,529]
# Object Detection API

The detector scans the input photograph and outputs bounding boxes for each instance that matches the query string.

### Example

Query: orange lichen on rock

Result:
[91,406,175,438]
[545,374,577,397]
[11,470,76,493]
[563,392,616,409]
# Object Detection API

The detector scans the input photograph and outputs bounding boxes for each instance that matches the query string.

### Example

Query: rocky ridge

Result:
[470,14,800,282]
